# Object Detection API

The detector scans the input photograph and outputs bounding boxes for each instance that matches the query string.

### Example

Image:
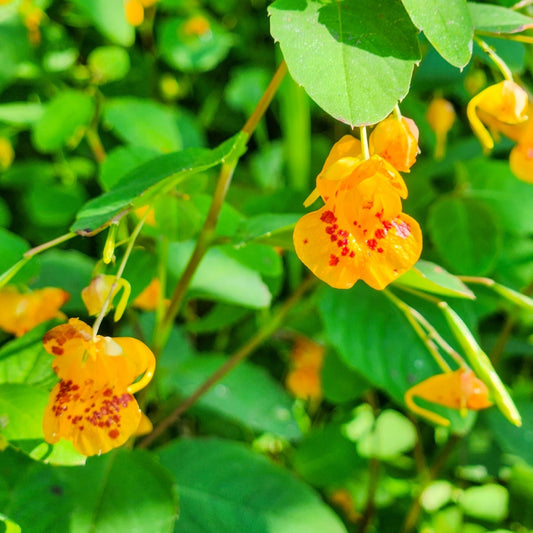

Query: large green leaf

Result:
[31,91,94,153]
[468,2,533,34]
[170,354,301,440]
[7,450,177,533]
[269,0,420,126]
[158,438,347,533]
[0,228,38,284]
[0,103,43,126]
[104,98,188,153]
[484,398,533,466]
[427,197,502,276]
[460,158,533,236]
[167,241,271,309]
[71,133,246,233]
[0,324,56,388]
[319,284,440,404]
[401,0,472,68]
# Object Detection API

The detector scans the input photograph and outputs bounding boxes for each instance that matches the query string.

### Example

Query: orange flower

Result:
[369,115,420,172]
[42,318,155,456]
[405,368,492,426]
[509,142,533,184]
[124,0,159,26]
[0,137,14,171]
[467,80,528,152]
[0,286,69,337]
[183,15,211,37]
[81,275,131,321]
[133,278,166,311]
[426,98,455,160]
[285,337,324,401]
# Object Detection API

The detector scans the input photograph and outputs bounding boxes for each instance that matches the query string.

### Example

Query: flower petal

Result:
[293,204,364,289]
[359,213,423,290]
[43,379,142,456]
[510,143,533,184]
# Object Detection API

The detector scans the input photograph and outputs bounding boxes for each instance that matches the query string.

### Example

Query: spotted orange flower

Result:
[405,368,492,426]
[467,80,528,152]
[42,318,155,456]
[294,160,421,289]
[285,337,324,401]
[0,286,69,337]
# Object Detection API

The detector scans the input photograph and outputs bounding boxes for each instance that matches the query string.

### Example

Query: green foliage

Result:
[1,0,533,531]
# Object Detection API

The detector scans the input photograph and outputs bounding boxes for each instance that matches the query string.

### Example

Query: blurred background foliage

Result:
[0,0,533,532]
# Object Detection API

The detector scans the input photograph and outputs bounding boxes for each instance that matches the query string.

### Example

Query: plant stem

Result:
[360,125,370,160]
[474,36,514,81]
[153,60,288,355]
[24,232,77,258]
[139,275,316,448]
[92,214,147,338]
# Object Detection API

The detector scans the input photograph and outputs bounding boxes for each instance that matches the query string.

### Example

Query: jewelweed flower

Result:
[426,98,455,160]
[509,143,533,184]
[183,15,211,37]
[133,278,166,311]
[467,80,528,152]
[0,286,69,337]
[369,115,420,172]
[81,275,131,321]
[285,337,324,401]
[42,318,155,456]
[405,368,492,426]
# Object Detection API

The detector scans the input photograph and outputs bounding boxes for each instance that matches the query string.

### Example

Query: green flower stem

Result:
[24,231,77,258]
[92,213,147,338]
[439,301,522,427]
[139,275,316,449]
[152,60,288,356]
[474,36,514,81]
[384,289,453,372]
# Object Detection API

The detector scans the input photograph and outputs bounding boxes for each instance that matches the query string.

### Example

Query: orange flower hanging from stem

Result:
[294,121,422,290]
[42,318,155,456]
[405,368,492,426]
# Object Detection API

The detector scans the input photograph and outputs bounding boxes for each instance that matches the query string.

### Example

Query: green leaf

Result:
[25,182,87,227]
[401,0,472,67]
[33,250,95,313]
[321,350,369,404]
[484,398,533,466]
[104,98,187,153]
[0,103,43,126]
[0,228,37,284]
[98,145,158,191]
[220,243,283,277]
[66,450,177,533]
[292,425,362,487]
[0,324,56,388]
[158,16,233,72]
[171,354,301,440]
[7,450,177,533]
[88,46,130,84]
[233,213,300,248]
[167,241,271,309]
[31,91,94,153]
[319,284,440,405]
[71,133,246,233]
[468,1,533,33]
[459,484,509,522]
[158,438,348,533]
[395,260,476,299]
[427,197,502,275]
[0,383,48,442]
[70,0,135,46]
[357,409,417,459]
[269,0,420,126]
[0,514,21,533]
[461,158,533,236]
